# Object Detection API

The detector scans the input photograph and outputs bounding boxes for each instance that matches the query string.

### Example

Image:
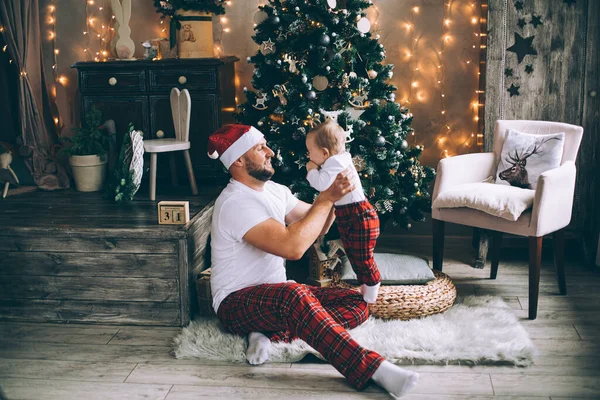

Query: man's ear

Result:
[231,157,244,168]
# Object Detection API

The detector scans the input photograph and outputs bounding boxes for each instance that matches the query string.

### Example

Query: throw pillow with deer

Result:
[495,129,565,190]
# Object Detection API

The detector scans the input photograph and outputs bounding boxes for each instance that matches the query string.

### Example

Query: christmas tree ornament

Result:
[283,54,299,73]
[319,33,331,46]
[252,92,269,110]
[254,10,269,24]
[301,74,308,83]
[305,90,317,100]
[327,0,337,8]
[388,115,394,121]
[352,155,366,172]
[290,115,300,125]
[407,223,412,229]
[357,17,371,33]
[261,38,276,55]
[367,69,378,79]
[257,120,264,126]
[339,72,350,88]
[272,84,288,105]
[270,15,281,25]
[348,86,369,109]
[349,71,358,79]
[375,136,385,146]
[326,66,331,72]
[401,140,408,149]
[246,56,251,62]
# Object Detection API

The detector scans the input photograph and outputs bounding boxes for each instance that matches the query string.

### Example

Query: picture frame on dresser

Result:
[72,57,238,184]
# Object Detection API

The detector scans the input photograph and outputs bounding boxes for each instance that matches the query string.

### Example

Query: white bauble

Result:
[327,0,336,8]
[357,17,371,33]
[254,10,269,24]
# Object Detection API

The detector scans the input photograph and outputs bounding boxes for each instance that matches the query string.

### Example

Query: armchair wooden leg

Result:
[2,182,8,199]
[149,153,157,201]
[554,229,567,295]
[169,153,179,187]
[183,150,198,196]
[490,231,502,279]
[432,219,445,271]
[528,236,543,320]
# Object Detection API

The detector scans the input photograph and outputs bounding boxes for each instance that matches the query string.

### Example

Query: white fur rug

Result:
[174,296,535,367]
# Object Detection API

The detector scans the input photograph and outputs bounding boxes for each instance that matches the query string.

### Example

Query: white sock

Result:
[361,282,381,303]
[371,360,419,399]
[246,332,271,365]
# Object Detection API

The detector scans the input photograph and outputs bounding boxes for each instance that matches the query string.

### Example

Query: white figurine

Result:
[111,0,135,59]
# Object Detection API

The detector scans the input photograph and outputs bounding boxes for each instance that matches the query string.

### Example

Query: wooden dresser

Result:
[72,57,238,180]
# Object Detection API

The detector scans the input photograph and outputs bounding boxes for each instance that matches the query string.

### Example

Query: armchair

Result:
[432,120,584,319]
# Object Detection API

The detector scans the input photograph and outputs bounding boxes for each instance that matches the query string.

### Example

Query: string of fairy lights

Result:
[398,0,485,158]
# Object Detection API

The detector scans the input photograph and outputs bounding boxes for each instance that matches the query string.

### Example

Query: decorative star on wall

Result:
[530,14,543,28]
[507,83,521,97]
[507,32,537,63]
[514,0,524,10]
[517,18,527,29]
[525,64,534,74]
[504,68,514,77]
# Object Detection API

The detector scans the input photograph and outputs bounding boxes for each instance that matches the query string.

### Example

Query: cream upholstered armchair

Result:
[431,120,584,319]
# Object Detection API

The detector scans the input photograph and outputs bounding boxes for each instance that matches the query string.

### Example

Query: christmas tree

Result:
[236,0,435,228]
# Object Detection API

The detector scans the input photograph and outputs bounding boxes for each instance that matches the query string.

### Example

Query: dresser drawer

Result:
[149,68,216,91]
[81,70,146,92]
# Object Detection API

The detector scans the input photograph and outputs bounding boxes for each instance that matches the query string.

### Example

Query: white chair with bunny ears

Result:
[143,88,198,201]
[431,120,583,320]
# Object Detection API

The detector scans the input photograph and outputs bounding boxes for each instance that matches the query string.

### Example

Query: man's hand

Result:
[306,161,319,172]
[319,167,356,204]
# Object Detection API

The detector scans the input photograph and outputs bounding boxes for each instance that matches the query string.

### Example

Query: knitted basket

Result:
[333,270,457,320]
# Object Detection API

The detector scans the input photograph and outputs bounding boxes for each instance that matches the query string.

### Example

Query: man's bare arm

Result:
[244,171,354,260]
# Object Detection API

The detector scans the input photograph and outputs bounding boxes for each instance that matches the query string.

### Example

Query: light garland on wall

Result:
[48,0,63,126]
[83,0,113,62]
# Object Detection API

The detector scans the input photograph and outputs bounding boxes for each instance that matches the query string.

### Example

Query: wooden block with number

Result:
[158,201,190,225]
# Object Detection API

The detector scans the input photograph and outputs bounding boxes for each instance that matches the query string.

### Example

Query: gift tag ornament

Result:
[253,92,269,110]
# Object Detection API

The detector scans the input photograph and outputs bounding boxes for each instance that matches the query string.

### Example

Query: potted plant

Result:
[153,0,227,58]
[63,108,110,192]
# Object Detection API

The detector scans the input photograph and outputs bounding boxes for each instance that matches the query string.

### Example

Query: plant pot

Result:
[69,154,107,192]
[176,10,215,58]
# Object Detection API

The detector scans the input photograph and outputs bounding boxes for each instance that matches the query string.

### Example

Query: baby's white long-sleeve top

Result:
[306,152,365,206]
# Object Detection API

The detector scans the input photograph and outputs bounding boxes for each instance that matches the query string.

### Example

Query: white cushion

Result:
[432,182,535,221]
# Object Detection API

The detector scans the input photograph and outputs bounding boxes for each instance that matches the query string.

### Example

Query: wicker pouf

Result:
[334,270,457,320]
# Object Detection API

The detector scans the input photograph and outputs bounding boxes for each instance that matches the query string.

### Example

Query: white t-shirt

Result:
[210,178,299,312]
[306,152,365,206]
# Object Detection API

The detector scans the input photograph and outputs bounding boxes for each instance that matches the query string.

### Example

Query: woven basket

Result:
[333,270,457,320]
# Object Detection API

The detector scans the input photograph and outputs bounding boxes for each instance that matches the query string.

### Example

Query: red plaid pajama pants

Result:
[335,200,382,286]
[217,282,385,390]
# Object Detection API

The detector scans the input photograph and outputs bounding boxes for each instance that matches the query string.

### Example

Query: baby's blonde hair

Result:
[307,120,346,155]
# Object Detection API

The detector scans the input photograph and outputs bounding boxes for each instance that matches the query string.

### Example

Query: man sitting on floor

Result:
[206,124,419,398]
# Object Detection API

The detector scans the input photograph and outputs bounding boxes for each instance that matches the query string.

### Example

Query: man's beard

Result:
[245,157,275,182]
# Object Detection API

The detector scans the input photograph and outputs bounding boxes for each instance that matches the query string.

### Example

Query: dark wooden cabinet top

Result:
[72,56,239,70]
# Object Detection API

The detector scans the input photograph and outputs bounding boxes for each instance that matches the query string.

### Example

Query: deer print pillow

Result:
[495,129,565,190]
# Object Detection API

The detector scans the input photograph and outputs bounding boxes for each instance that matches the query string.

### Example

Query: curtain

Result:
[0,0,69,190]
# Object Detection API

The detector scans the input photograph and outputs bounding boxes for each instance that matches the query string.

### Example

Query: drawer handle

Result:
[108,77,117,86]
[156,130,165,138]
[178,75,187,84]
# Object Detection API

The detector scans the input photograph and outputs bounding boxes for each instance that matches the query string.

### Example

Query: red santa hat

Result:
[207,124,264,169]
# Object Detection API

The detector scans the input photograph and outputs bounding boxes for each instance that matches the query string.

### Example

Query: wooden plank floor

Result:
[1,244,599,399]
